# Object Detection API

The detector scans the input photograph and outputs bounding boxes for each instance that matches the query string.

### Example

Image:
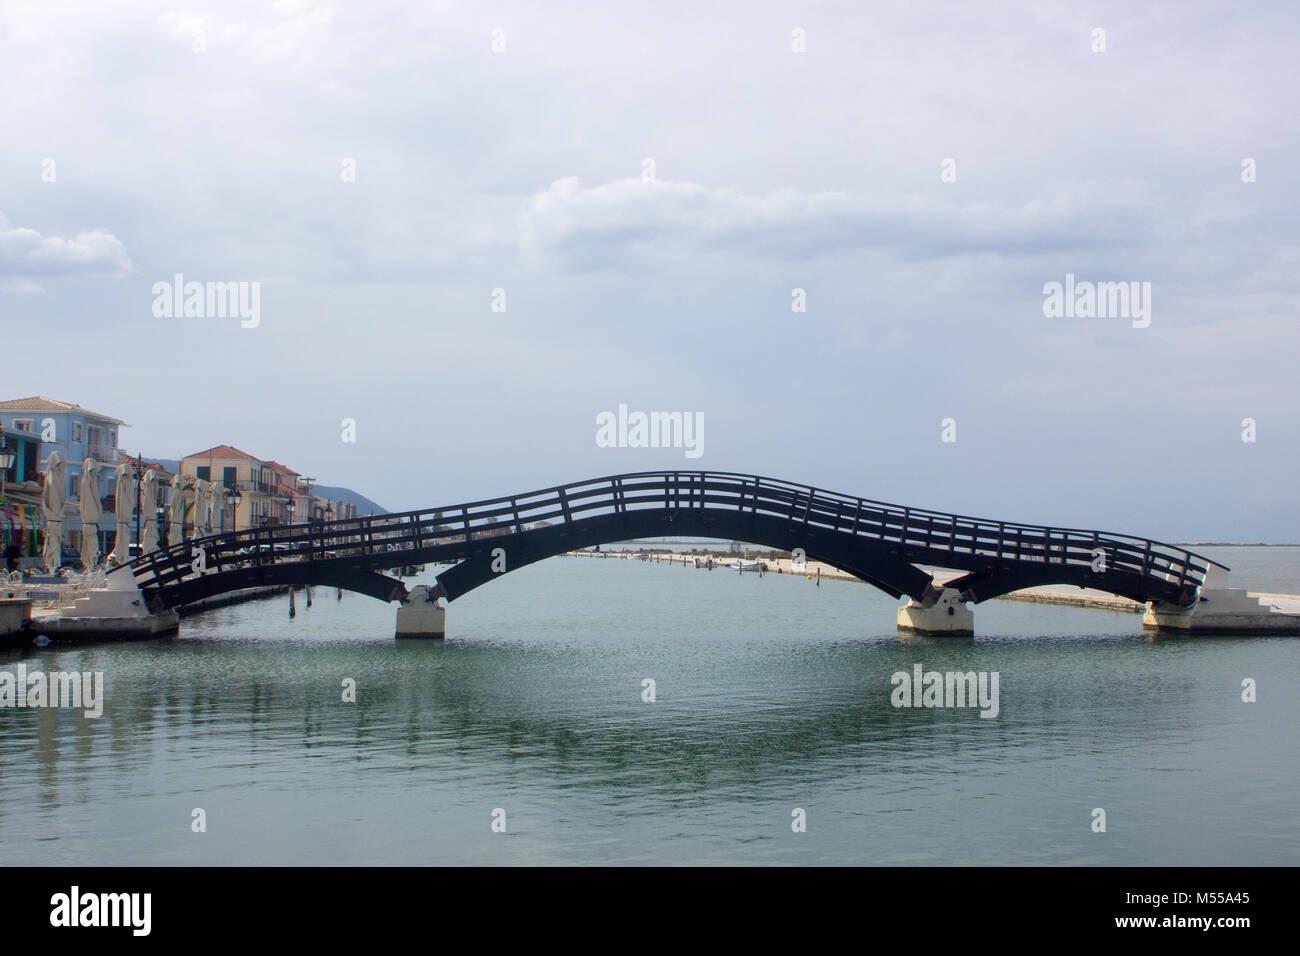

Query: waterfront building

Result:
[178,445,280,533]
[1,426,44,560]
[265,460,313,526]
[0,396,129,554]
[119,455,176,542]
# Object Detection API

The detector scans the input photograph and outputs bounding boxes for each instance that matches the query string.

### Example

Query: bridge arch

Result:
[117,470,1216,613]
[431,507,935,603]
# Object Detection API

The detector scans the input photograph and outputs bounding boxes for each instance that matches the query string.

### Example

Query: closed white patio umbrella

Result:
[208,482,222,536]
[110,462,135,565]
[139,470,158,553]
[168,474,185,548]
[192,477,209,537]
[78,457,102,569]
[41,451,67,573]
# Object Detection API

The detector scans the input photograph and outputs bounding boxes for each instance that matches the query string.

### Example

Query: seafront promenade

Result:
[1,577,318,644]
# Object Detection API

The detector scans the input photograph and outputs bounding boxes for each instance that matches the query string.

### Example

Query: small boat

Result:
[727,560,767,573]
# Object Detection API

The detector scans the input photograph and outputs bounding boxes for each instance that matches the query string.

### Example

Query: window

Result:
[70,475,80,499]
[13,420,33,433]
[223,466,236,489]
[196,465,210,481]
[72,422,83,442]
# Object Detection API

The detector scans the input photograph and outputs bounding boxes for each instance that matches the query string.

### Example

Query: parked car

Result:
[248,543,292,555]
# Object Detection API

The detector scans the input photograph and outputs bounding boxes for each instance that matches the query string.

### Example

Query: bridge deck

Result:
[115,471,1221,611]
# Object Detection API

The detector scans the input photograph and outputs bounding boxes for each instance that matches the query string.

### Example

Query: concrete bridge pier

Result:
[395,585,446,639]
[897,587,974,637]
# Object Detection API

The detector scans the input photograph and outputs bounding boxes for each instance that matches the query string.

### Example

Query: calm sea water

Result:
[1,547,1297,865]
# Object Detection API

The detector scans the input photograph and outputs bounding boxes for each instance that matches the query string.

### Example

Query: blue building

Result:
[0,396,129,553]
[1,425,43,558]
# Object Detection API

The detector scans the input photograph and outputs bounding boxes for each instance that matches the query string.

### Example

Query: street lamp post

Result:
[0,432,15,501]
[225,488,242,533]
[132,454,147,553]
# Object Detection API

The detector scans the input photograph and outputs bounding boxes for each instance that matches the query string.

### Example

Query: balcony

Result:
[235,479,278,495]
[84,442,118,464]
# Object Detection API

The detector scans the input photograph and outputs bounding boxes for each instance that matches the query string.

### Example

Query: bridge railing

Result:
[124,470,1217,598]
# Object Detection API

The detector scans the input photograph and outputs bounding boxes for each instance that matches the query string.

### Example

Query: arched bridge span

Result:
[112,471,1219,612]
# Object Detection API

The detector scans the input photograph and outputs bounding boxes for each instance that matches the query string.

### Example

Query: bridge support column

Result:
[395,585,446,640]
[897,588,974,637]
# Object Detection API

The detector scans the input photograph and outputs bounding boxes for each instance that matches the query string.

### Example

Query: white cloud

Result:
[156,5,339,62]
[156,10,213,45]
[2,0,1297,537]
[0,213,132,291]
[519,176,1154,268]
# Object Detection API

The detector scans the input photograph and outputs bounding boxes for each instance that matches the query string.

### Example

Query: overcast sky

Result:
[2,1,1297,541]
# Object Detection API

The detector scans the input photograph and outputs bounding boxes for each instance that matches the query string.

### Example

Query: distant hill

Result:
[312,484,388,515]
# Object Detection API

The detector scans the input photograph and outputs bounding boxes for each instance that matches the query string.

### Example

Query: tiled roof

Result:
[182,444,262,462]
[0,396,128,425]
[118,454,174,476]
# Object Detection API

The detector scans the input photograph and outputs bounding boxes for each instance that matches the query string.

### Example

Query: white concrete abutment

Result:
[1144,588,1300,636]
[395,585,446,639]
[896,587,975,636]
[1143,565,1300,636]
